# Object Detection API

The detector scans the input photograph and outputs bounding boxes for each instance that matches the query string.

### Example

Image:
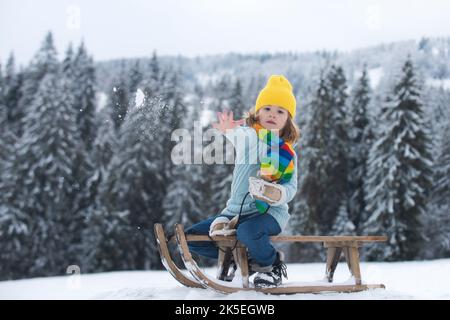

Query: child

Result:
[185,75,300,288]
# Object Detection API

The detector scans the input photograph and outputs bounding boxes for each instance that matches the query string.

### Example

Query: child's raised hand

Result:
[211,111,245,133]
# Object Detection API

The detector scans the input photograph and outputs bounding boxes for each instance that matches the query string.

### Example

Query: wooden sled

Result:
[156,222,388,295]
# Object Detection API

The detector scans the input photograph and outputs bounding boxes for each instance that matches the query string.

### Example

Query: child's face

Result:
[257,105,289,131]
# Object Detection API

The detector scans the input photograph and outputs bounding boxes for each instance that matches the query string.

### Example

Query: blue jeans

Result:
[185,213,282,267]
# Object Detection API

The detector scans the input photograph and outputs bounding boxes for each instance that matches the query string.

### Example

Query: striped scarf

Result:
[252,123,296,213]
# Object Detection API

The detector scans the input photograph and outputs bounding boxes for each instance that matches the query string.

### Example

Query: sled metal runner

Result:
[172,224,387,295]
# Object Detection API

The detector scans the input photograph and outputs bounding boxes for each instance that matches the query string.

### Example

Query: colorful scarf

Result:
[252,123,296,213]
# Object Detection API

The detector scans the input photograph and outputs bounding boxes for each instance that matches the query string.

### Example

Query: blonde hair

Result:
[243,108,301,145]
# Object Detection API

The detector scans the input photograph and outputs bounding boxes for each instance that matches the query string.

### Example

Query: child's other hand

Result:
[249,177,283,204]
[211,110,245,134]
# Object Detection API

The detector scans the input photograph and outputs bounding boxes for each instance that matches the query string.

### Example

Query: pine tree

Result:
[289,74,328,261]
[6,73,82,277]
[0,62,4,122]
[142,51,161,99]
[163,164,203,228]
[296,73,333,232]
[16,31,59,136]
[212,75,232,112]
[157,68,188,182]
[94,97,168,270]
[128,60,143,96]
[348,66,373,230]
[73,42,97,149]
[229,79,246,117]
[79,110,121,273]
[324,65,350,232]
[362,58,433,261]
[330,201,356,235]
[185,91,213,220]
[92,108,118,170]
[80,199,131,272]
[159,71,210,264]
[425,122,450,258]
[108,64,129,131]
[61,44,75,79]
[3,53,23,128]
[0,89,26,279]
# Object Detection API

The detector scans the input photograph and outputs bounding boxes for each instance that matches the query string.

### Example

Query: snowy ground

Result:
[1,259,450,300]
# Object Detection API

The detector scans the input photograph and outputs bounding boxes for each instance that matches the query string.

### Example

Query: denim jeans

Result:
[185,212,282,267]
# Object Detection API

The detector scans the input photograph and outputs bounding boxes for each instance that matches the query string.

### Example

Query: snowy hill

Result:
[1,259,449,300]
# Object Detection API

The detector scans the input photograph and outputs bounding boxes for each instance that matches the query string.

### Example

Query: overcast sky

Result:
[1,0,450,65]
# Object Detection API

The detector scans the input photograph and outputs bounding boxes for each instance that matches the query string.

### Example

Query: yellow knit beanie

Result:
[255,75,297,119]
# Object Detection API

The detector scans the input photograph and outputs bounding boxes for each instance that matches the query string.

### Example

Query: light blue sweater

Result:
[218,125,298,231]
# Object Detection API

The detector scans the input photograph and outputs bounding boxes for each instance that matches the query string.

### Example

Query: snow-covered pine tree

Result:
[128,60,143,98]
[362,57,433,261]
[162,91,206,232]
[91,108,119,171]
[142,51,162,100]
[59,43,97,264]
[3,53,23,130]
[0,62,4,109]
[425,87,450,160]
[72,42,97,150]
[6,73,82,277]
[0,202,29,280]
[424,122,450,258]
[94,96,168,270]
[61,44,75,80]
[77,108,117,230]
[289,74,329,261]
[0,65,8,188]
[79,199,130,273]
[79,108,122,273]
[187,88,216,221]
[330,200,356,236]
[163,164,203,229]
[108,62,129,131]
[324,65,350,232]
[434,121,450,203]
[16,31,59,137]
[246,74,266,106]
[348,65,373,231]
[0,85,26,279]
[157,68,188,183]
[229,79,246,117]
[211,74,232,112]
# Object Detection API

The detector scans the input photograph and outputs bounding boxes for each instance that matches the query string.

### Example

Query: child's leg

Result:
[184,216,223,259]
[236,214,282,267]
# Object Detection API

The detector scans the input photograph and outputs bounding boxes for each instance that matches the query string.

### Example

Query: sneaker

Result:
[253,252,288,288]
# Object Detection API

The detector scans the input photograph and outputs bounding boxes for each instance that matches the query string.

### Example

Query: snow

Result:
[201,108,215,126]
[354,67,384,89]
[135,89,145,108]
[1,259,450,300]
[95,92,108,111]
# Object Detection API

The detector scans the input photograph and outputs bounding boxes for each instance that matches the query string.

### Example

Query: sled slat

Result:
[184,235,387,243]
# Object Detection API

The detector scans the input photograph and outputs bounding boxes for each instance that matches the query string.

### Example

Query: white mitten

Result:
[209,216,237,236]
[248,176,286,206]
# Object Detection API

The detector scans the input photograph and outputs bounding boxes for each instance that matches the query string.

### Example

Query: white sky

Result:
[1,0,450,65]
